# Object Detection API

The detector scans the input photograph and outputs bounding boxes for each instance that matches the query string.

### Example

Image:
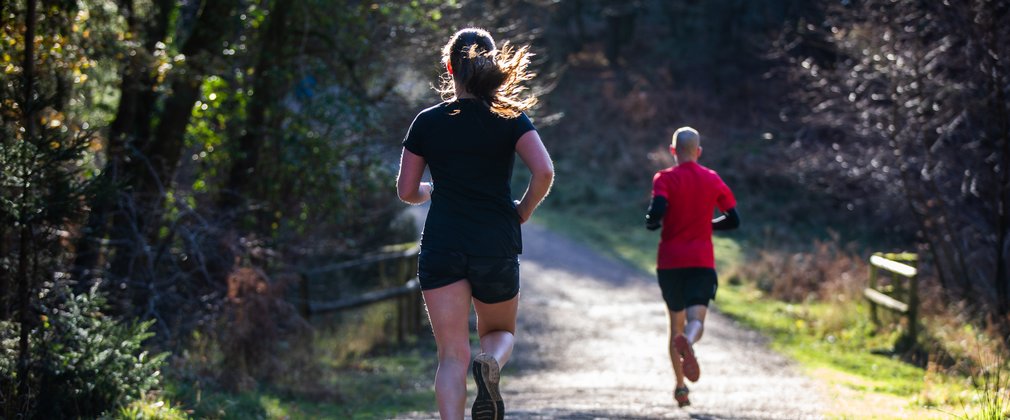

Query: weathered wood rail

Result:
[864,252,919,346]
[297,245,424,343]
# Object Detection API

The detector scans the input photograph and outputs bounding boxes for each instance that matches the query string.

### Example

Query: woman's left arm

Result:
[396,148,432,204]
[515,130,554,223]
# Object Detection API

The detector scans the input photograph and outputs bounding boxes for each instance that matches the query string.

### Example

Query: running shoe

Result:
[674,334,700,382]
[471,353,504,420]
[674,386,691,407]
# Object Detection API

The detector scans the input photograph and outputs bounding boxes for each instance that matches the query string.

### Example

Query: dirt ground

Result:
[395,220,826,419]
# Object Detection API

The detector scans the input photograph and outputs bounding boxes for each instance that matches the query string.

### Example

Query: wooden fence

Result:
[864,252,919,346]
[296,245,424,343]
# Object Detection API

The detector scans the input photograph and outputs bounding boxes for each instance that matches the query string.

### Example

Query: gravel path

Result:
[395,220,826,419]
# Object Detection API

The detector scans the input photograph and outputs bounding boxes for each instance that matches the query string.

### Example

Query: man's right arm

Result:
[645,196,668,230]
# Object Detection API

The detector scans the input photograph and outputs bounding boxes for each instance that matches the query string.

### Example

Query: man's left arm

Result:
[712,176,738,231]
[712,207,739,231]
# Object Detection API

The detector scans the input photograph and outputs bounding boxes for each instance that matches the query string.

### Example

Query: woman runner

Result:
[396,27,554,420]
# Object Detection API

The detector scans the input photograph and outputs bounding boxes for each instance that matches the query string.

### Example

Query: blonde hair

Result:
[437,28,537,119]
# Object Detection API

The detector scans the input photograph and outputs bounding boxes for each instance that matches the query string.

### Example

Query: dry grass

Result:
[736,230,1010,380]
[736,237,867,303]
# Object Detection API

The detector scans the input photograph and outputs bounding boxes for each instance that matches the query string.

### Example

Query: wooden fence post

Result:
[868,263,879,327]
[395,292,404,343]
[864,252,919,348]
[299,271,311,320]
[409,252,423,335]
[296,245,422,342]
[906,256,919,347]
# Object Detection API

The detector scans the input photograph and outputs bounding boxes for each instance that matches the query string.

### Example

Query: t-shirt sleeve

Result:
[651,172,668,199]
[402,112,426,156]
[715,177,737,212]
[512,112,537,145]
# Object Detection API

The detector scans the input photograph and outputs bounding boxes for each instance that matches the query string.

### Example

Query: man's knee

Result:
[685,305,708,322]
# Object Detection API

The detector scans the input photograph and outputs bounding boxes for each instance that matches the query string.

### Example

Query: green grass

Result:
[535,201,742,278]
[154,302,437,419]
[162,349,435,419]
[534,204,974,419]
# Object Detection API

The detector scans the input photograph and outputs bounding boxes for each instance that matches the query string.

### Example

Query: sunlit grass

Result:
[534,201,743,274]
[114,395,190,419]
[715,282,969,419]
[163,301,437,419]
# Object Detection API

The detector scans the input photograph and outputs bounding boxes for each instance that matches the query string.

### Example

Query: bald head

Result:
[671,126,701,163]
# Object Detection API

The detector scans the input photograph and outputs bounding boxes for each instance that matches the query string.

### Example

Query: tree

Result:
[71,0,243,314]
[784,0,1010,328]
[0,0,163,414]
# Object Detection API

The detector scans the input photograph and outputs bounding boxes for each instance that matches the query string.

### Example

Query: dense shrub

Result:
[737,238,868,303]
[0,285,167,418]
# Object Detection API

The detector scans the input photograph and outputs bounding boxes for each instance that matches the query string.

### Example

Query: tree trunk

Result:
[990,30,1010,320]
[73,0,174,291]
[0,218,6,319]
[107,0,241,310]
[219,0,289,214]
[17,0,37,405]
[204,0,290,282]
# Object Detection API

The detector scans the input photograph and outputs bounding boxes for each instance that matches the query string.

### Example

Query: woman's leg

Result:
[472,294,520,367]
[423,280,473,420]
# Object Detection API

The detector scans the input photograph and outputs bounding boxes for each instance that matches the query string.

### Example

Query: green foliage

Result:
[657,0,822,92]
[953,355,1010,420]
[0,285,168,418]
[163,319,436,419]
[114,396,190,420]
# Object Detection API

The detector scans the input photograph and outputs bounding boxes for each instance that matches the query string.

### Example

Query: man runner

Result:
[645,126,740,407]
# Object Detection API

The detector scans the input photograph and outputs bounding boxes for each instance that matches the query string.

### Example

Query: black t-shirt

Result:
[402,98,536,256]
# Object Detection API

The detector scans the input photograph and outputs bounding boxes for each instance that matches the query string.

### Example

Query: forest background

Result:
[1,0,1008,418]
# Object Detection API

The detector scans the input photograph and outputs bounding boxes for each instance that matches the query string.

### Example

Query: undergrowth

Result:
[127,299,436,419]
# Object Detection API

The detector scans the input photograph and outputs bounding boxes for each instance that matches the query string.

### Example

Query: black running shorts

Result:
[417,248,520,304]
[656,267,718,312]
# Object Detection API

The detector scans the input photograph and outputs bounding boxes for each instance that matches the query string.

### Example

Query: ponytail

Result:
[438,28,537,119]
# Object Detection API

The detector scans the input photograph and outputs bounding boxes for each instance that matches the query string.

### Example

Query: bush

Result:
[0,285,168,418]
[738,237,867,303]
[217,267,314,392]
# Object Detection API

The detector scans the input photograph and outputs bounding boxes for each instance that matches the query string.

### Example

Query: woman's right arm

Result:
[514,130,554,223]
[396,147,432,205]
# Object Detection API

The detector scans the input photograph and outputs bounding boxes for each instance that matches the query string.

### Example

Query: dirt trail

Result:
[396,220,825,419]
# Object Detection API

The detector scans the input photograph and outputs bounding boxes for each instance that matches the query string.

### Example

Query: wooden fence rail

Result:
[297,245,424,343]
[864,252,919,347]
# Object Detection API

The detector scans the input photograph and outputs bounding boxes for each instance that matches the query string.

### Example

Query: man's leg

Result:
[684,304,709,344]
[674,304,703,383]
[422,280,473,419]
[666,308,687,385]
[668,308,691,406]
